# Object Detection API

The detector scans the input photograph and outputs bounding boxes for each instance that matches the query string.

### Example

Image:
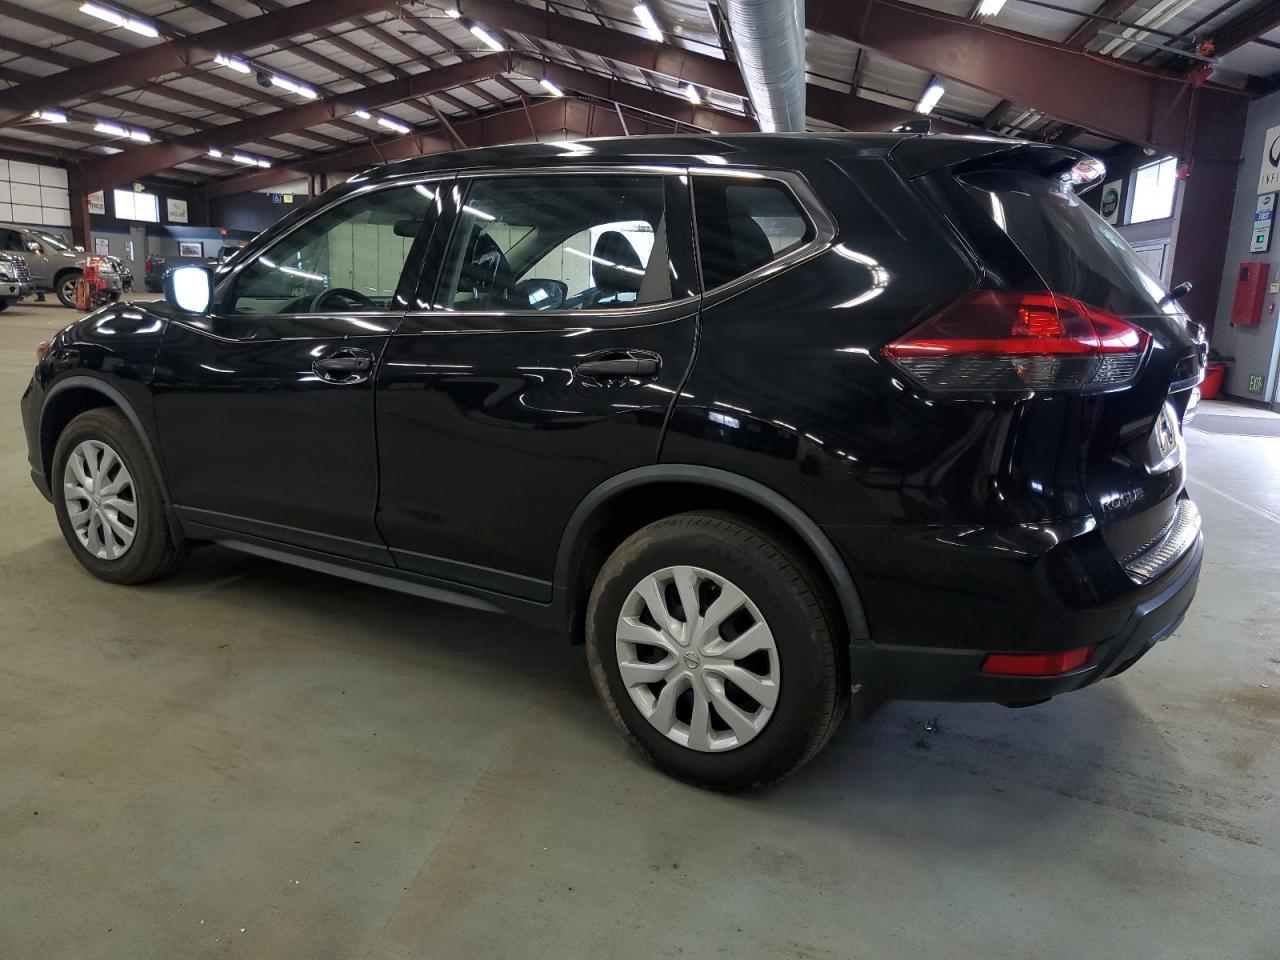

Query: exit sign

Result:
[1248,373,1264,394]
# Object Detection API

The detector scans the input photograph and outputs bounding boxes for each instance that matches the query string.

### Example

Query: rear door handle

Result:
[575,352,661,380]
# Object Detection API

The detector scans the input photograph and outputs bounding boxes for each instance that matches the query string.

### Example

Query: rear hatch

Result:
[895,139,1205,571]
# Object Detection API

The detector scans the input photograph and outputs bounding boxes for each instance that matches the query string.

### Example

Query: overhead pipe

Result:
[720,0,807,132]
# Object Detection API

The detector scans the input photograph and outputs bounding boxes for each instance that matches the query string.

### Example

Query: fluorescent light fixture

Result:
[270,75,318,99]
[377,116,411,134]
[684,85,701,105]
[93,120,127,137]
[123,16,158,37]
[976,0,1006,15]
[469,24,504,51]
[127,128,151,142]
[444,7,461,17]
[80,3,125,27]
[32,110,68,123]
[353,109,372,120]
[634,4,663,42]
[214,53,251,74]
[207,148,223,158]
[232,153,258,165]
[256,158,272,168]
[915,82,945,115]
[540,78,564,97]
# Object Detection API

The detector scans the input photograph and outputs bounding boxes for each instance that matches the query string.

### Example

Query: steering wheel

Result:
[310,287,375,312]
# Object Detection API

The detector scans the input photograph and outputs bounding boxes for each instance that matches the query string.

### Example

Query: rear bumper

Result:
[866,534,1200,701]
[827,508,1203,702]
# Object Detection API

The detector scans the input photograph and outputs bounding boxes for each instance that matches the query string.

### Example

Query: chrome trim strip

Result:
[1123,498,1201,584]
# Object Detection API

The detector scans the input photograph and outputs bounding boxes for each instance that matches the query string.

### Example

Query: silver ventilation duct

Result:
[721,0,807,133]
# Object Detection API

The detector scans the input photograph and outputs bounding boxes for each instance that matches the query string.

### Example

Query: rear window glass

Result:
[960,171,1171,316]
[694,177,814,289]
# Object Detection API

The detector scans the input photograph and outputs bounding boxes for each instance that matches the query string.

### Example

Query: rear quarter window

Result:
[693,176,814,289]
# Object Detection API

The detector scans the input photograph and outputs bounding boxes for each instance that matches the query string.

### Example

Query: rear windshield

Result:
[960,170,1170,316]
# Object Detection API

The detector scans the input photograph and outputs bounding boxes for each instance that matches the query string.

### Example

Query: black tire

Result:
[51,408,185,584]
[55,270,81,308]
[586,511,850,790]
[0,299,8,311]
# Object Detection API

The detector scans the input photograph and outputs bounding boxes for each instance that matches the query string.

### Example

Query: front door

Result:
[153,179,443,562]
[376,171,700,598]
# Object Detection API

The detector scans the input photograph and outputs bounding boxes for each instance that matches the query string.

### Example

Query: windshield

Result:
[960,170,1173,316]
[34,232,74,253]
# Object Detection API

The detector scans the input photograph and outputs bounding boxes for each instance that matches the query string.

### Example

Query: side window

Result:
[693,176,815,289]
[229,183,438,315]
[0,230,26,252]
[436,175,675,312]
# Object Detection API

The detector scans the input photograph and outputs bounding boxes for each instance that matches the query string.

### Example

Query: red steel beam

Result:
[78,55,512,193]
[805,0,1248,156]
[0,0,406,123]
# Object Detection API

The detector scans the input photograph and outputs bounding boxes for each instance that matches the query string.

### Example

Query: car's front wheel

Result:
[52,408,184,584]
[586,512,850,790]
[55,271,81,308]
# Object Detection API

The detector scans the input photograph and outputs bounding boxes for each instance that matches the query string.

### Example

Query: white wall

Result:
[0,159,70,227]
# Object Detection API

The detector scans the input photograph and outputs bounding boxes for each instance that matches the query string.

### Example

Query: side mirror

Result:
[74,245,86,253]
[165,264,214,314]
[27,242,41,254]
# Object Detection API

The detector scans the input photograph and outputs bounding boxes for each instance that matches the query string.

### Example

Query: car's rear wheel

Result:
[586,512,849,790]
[52,408,184,584]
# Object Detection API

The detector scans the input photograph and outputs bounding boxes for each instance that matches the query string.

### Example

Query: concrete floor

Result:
[2,298,1278,960]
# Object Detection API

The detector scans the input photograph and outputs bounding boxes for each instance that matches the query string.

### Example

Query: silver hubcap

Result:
[61,277,77,302]
[615,565,780,753]
[63,440,137,560]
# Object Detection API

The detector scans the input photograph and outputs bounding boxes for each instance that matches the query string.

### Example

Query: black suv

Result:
[20,134,1205,788]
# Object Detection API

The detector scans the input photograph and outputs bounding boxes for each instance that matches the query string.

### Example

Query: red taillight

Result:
[883,290,1149,392]
[982,645,1095,676]
[144,257,154,275]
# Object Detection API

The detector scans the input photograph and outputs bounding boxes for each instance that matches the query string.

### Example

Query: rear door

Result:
[947,166,1205,560]
[374,169,700,598]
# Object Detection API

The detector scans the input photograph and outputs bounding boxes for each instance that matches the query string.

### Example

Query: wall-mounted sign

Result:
[179,241,203,257]
[1259,125,1280,194]
[283,193,294,204]
[166,198,189,224]
[133,181,145,193]
[88,190,106,216]
[1251,193,1276,253]
[94,237,110,255]
[1099,179,1122,225]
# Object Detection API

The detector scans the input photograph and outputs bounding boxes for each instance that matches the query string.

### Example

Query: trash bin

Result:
[1200,361,1226,400]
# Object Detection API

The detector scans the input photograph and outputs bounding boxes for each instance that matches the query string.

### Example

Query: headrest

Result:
[591,230,644,293]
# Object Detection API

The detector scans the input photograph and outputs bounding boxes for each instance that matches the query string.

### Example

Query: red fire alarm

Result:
[1230,261,1270,327]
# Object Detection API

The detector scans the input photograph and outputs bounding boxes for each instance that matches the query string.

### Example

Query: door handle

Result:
[575,351,662,380]
[314,349,374,383]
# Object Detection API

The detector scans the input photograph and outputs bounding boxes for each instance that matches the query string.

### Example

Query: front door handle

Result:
[314,348,374,384]
[575,351,662,380]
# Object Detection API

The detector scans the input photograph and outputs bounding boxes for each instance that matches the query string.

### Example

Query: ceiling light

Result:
[31,110,68,123]
[214,53,251,74]
[232,153,258,165]
[443,6,461,17]
[270,75,317,99]
[377,116,411,134]
[469,24,504,51]
[93,120,127,137]
[976,0,1007,14]
[353,109,372,119]
[80,2,125,27]
[255,159,272,168]
[915,82,945,115]
[540,79,564,97]
[127,128,151,142]
[207,148,223,158]
[634,4,663,42]
[123,16,158,38]
[684,85,701,105]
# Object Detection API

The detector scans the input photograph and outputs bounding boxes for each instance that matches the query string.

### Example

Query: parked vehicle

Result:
[103,254,132,292]
[0,224,87,307]
[144,245,244,292]
[0,252,32,310]
[20,134,1205,788]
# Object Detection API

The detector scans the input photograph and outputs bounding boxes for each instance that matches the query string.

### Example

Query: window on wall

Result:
[1129,157,1177,224]
[112,189,160,223]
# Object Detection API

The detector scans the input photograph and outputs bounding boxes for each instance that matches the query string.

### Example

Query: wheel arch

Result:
[40,376,173,507]
[553,465,870,645]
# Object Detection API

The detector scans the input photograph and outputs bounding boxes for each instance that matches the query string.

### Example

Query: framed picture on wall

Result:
[179,241,203,257]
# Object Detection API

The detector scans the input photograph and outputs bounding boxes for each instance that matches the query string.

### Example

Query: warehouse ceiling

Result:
[0,0,1277,195]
